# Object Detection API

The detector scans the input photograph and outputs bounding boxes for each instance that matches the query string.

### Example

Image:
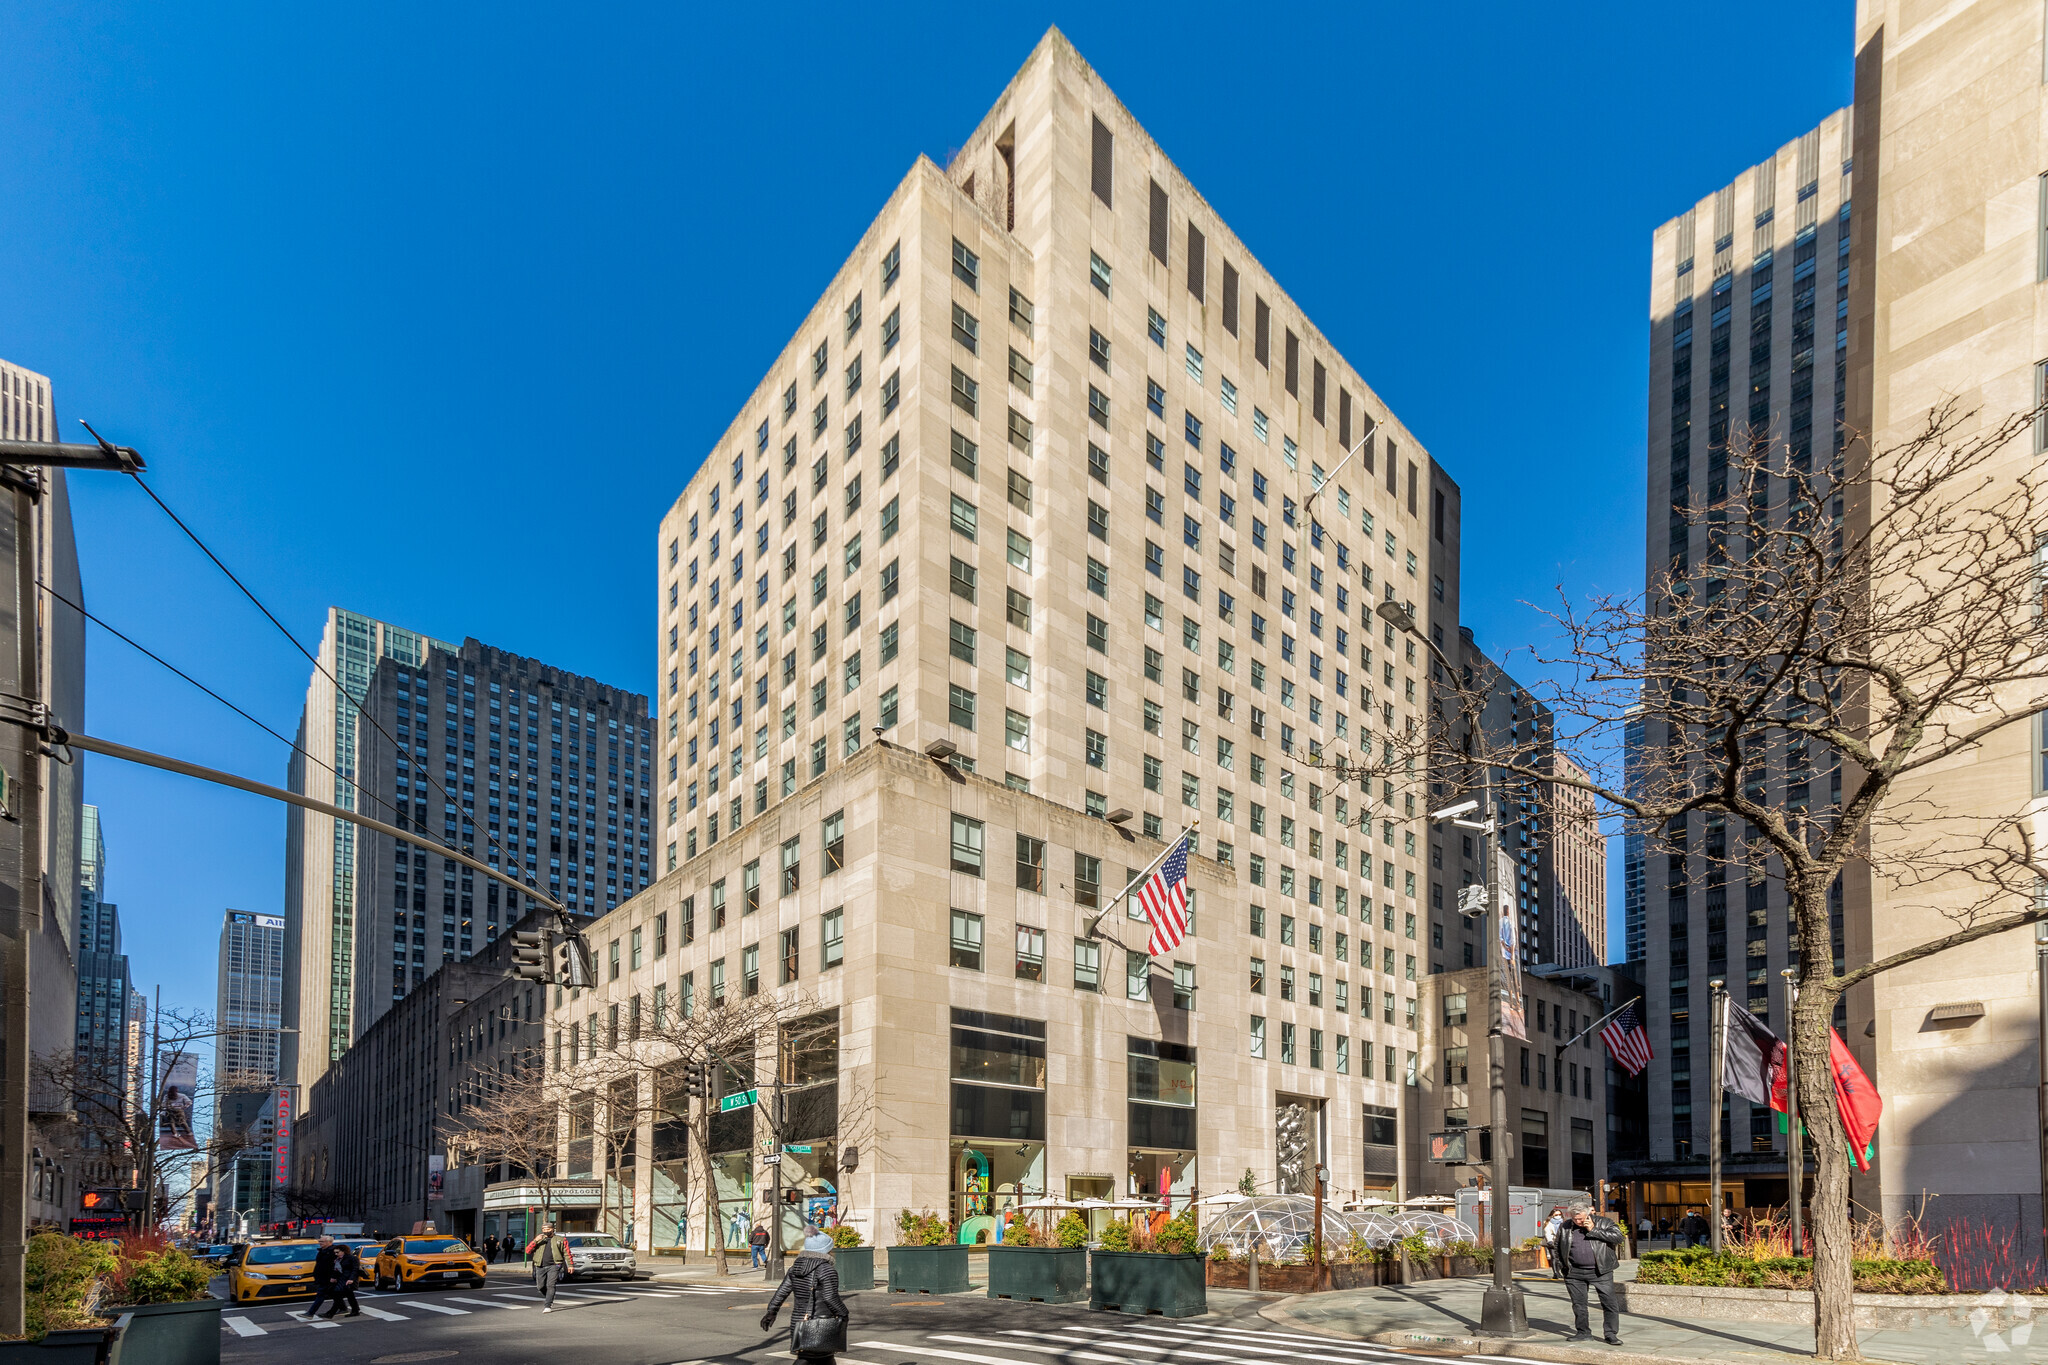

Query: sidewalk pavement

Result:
[1259,1266,2046,1364]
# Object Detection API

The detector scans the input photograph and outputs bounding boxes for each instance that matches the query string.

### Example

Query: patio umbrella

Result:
[1404,1195,1456,1206]
[1193,1192,1249,1207]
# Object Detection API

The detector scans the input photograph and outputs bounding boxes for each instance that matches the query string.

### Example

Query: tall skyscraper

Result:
[1633,111,1854,1217]
[1545,754,1607,972]
[4,356,90,1231]
[283,609,450,1087]
[71,805,132,1189]
[216,909,285,1221]
[547,29,1465,1248]
[1620,708,1647,966]
[1433,631,1603,974]
[349,637,651,1036]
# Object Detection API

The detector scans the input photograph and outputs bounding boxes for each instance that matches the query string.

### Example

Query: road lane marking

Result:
[284,1311,339,1330]
[223,1316,265,1337]
[353,1306,409,1321]
[396,1299,470,1315]
[448,1295,527,1309]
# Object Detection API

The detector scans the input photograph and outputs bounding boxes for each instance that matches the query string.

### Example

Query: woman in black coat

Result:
[760,1241,849,1361]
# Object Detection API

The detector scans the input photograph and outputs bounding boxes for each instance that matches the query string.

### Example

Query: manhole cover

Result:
[371,1353,459,1364]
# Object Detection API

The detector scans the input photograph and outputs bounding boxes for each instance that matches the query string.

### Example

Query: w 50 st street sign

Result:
[718,1089,758,1113]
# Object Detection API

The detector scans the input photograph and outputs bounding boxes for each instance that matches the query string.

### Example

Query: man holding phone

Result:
[1548,1201,1624,1345]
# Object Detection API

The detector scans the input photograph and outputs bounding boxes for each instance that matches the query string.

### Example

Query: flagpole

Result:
[1709,980,1727,1255]
[1781,966,1802,1255]
[1086,818,1199,945]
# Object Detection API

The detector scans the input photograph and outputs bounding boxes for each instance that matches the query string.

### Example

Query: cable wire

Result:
[35,576,360,801]
[117,460,538,903]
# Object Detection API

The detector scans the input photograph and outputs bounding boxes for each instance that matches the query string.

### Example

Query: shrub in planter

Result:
[22,1234,115,1340]
[1634,1248,1945,1294]
[1054,1213,1089,1249]
[888,1211,968,1295]
[1098,1220,1131,1252]
[1002,1216,1039,1247]
[103,1236,222,1365]
[829,1223,873,1291]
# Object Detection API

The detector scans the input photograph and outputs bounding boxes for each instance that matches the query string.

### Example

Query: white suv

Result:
[562,1233,638,1281]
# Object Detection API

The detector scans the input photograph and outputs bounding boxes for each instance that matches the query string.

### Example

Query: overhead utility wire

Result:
[108,439,528,895]
[34,576,351,796]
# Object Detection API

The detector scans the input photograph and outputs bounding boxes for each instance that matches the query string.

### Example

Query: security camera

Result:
[1431,799,1480,821]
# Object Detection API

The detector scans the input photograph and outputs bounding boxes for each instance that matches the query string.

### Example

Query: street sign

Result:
[719,1088,758,1113]
[783,1144,812,1154]
[761,1153,781,1166]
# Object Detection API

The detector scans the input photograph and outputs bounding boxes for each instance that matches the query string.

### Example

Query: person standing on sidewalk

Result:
[750,1221,770,1268]
[525,1222,575,1312]
[1549,1201,1624,1347]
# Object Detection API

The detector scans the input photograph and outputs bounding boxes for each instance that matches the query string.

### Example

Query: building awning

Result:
[481,1180,603,1211]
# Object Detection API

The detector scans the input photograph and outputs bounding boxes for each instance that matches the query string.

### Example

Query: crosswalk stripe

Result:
[448,1296,525,1309]
[935,1335,1130,1364]
[354,1306,410,1321]
[1113,1325,1410,1360]
[1079,1323,1406,1359]
[284,1311,339,1330]
[398,1299,470,1315]
[860,1342,1105,1365]
[223,1316,265,1337]
[982,1327,1411,1365]
[553,1290,631,1301]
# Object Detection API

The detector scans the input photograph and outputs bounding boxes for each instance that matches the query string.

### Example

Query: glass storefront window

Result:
[950,1009,1047,1232]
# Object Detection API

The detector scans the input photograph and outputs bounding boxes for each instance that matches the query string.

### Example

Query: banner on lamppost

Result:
[1496,857,1528,1041]
[156,1051,198,1150]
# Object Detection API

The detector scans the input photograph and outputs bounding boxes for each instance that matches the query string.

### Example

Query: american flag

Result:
[1599,1001,1654,1076]
[1138,834,1192,957]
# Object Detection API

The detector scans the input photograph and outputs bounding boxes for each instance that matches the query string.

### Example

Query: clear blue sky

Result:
[0,3,1854,1014]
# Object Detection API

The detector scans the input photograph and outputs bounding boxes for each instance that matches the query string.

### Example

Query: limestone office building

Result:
[538,31,1474,1251]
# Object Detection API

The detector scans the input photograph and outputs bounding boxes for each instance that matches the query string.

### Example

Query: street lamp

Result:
[1378,598,1527,1336]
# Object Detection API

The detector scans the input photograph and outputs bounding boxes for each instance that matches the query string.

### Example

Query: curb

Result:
[1257,1297,1916,1365]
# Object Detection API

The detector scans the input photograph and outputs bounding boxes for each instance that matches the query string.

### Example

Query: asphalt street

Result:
[209,1264,1510,1365]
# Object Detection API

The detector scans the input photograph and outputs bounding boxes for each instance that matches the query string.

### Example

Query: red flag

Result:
[1829,1029,1883,1170]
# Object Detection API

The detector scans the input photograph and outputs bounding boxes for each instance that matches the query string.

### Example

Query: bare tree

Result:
[32,1006,268,1231]
[1358,402,2048,1359]
[441,1048,583,1235]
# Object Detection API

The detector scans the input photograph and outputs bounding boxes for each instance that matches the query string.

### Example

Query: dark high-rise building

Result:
[350,637,653,1038]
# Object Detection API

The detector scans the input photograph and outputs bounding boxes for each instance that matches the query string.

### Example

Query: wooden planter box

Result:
[1439,1255,1482,1278]
[107,1300,221,1365]
[1328,1262,1394,1289]
[1203,1260,1327,1292]
[1089,1251,1206,1318]
[887,1244,970,1295]
[832,1246,875,1291]
[988,1245,1088,1303]
[1509,1249,1544,1273]
[0,1328,117,1365]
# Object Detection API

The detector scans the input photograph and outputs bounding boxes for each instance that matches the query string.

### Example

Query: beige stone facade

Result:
[554,29,1468,1250]
[1410,967,1613,1199]
[1845,0,2048,1238]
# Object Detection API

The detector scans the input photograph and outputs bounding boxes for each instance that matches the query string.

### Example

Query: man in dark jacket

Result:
[761,1246,848,1361]
[307,1235,346,1321]
[1549,1202,1624,1346]
[1679,1209,1709,1247]
[328,1242,363,1317]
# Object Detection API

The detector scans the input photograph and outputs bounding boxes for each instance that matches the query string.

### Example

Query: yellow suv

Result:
[372,1236,488,1291]
[228,1241,322,1303]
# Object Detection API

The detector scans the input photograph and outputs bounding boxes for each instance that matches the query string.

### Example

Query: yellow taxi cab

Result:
[339,1239,383,1285]
[228,1241,323,1303]
[372,1236,488,1291]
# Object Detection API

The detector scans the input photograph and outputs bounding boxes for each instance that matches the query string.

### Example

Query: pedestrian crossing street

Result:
[220,1279,764,1336]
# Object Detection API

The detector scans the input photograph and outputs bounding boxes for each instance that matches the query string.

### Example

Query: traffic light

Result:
[682,1060,708,1099]
[509,930,551,983]
[80,1189,117,1212]
[556,931,596,989]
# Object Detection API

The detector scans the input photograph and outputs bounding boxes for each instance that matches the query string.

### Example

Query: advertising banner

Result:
[273,1087,294,1188]
[428,1154,445,1202]
[156,1051,198,1150]
[1496,857,1528,1040]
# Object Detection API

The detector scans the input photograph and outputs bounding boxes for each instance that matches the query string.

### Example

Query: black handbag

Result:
[792,1309,848,1357]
